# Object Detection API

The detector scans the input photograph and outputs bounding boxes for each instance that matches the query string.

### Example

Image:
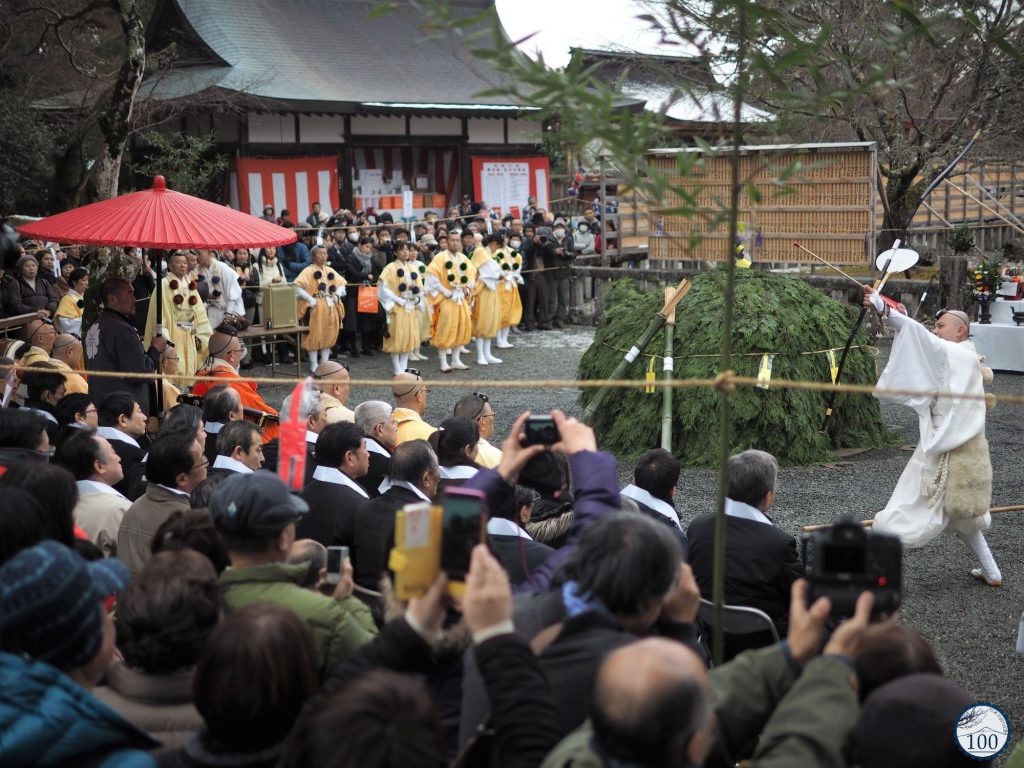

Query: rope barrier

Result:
[6,363,1023,406]
[598,340,879,361]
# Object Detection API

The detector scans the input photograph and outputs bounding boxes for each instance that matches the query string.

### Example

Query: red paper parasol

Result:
[17,176,297,249]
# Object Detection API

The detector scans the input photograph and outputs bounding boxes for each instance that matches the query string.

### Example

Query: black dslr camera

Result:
[801,518,902,619]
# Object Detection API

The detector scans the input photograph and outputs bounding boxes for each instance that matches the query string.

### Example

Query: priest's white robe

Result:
[872,309,991,548]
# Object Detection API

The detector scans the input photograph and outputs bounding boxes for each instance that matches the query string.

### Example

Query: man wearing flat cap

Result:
[864,288,1002,586]
[213,471,376,679]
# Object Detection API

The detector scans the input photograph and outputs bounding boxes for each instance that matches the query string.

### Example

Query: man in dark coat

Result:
[352,400,398,498]
[619,448,687,553]
[351,439,439,592]
[487,485,554,586]
[298,421,370,547]
[687,449,802,659]
[84,278,166,418]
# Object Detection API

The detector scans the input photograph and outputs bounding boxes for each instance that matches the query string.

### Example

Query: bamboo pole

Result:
[801,504,1024,533]
[580,279,691,423]
[660,287,677,451]
[711,0,748,666]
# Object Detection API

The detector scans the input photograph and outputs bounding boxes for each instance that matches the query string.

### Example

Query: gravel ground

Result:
[251,324,1024,756]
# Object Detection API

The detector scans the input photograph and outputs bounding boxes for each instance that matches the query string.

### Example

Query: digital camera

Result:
[801,518,902,618]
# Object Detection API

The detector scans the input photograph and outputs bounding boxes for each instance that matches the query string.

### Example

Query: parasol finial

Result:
[152,175,167,191]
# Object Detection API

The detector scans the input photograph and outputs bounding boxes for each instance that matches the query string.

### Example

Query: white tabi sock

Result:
[390,353,404,376]
[475,338,488,366]
[483,338,502,364]
[960,529,1002,581]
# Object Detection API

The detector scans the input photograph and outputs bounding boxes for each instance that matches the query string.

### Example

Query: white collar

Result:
[365,438,391,458]
[210,360,237,374]
[96,426,140,449]
[311,465,370,498]
[205,421,225,434]
[156,483,190,498]
[724,497,773,526]
[213,455,255,474]
[306,430,320,444]
[439,465,478,480]
[620,484,681,529]
[487,517,532,540]
[75,479,126,499]
[389,479,431,502]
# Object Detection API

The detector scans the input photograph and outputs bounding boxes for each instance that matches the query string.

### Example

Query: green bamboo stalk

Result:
[660,301,674,450]
[581,279,690,424]
[712,0,748,667]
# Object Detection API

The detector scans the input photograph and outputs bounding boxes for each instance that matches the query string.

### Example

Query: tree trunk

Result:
[94,0,146,200]
[878,165,925,251]
[938,254,971,313]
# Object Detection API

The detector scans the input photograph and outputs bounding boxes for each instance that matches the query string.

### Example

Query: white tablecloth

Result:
[971,323,1024,373]
[990,299,1024,325]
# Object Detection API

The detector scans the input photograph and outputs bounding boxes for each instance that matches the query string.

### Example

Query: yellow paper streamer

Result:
[756,354,775,390]
[645,355,658,394]
[826,349,839,384]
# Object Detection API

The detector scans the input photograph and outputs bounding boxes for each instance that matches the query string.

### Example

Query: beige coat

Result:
[74,483,131,557]
[93,662,201,754]
[117,483,191,577]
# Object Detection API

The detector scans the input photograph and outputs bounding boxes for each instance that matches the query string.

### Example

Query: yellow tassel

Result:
[756,354,774,390]
[826,349,838,384]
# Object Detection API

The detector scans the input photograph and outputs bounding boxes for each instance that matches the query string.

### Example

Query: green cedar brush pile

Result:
[578,272,899,466]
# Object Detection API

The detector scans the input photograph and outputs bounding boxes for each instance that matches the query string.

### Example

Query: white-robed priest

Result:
[863,286,1002,586]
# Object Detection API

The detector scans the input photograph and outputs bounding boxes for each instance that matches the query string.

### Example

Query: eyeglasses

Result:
[36,447,56,458]
[190,456,210,471]
[84,407,97,415]
[404,368,421,376]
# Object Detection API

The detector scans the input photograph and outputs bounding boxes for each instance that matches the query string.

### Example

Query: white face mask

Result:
[348,232,359,242]
[553,228,566,238]
[579,225,589,233]
[509,239,522,250]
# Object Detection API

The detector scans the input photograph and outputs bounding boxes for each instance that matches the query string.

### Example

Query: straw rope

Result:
[6,363,1024,406]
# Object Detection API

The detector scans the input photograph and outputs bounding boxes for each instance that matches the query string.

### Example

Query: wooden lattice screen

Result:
[644,143,877,265]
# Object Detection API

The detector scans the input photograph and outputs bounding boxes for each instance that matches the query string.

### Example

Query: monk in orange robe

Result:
[192,331,279,442]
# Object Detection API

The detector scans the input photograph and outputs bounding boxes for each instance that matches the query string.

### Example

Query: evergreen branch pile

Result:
[578,273,899,466]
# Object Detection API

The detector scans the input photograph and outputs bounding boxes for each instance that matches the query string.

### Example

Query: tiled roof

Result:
[146,0,530,110]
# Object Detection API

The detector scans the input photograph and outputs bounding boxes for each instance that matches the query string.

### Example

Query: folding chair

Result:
[696,598,780,666]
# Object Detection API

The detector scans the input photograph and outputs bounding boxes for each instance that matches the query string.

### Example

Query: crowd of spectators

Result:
[0,363,991,766]
[0,206,992,766]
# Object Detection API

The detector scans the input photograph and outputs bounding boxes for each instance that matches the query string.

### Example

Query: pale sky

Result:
[495,0,678,68]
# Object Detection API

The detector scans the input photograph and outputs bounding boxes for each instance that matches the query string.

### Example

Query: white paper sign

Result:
[402,190,414,219]
[480,162,531,214]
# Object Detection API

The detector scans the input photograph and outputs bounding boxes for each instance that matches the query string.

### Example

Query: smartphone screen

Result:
[326,546,348,584]
[440,493,484,581]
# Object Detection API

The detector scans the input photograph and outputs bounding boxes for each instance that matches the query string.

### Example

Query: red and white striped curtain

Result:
[232,156,340,221]
[352,146,460,208]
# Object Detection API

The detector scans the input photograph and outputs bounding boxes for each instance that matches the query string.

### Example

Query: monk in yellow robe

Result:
[293,245,346,373]
[144,251,212,385]
[469,233,504,366]
[425,240,477,372]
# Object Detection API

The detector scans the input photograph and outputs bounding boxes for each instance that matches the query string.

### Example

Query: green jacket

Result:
[542,645,858,768]
[220,563,377,679]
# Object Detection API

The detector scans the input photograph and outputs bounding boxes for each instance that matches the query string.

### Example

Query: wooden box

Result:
[262,284,298,328]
